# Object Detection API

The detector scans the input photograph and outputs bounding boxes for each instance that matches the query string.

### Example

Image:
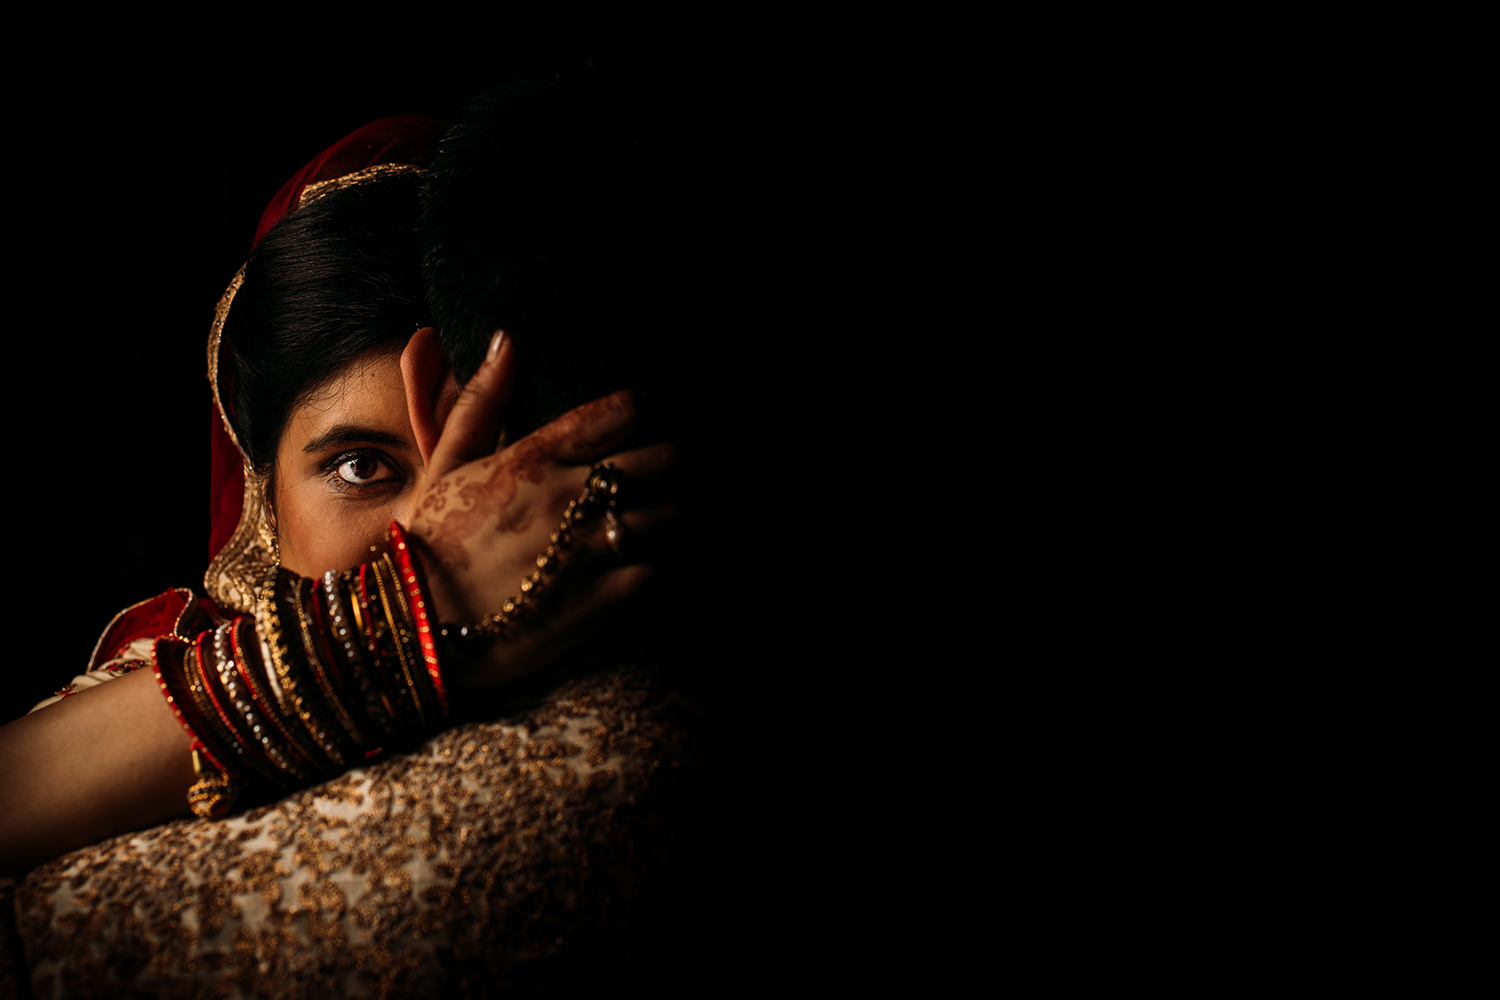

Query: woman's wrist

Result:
[150,535,456,818]
[416,462,627,692]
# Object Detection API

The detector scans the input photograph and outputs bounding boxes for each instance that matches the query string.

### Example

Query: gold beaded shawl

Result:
[7,661,704,997]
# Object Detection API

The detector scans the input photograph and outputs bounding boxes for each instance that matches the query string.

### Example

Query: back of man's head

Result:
[421,58,695,440]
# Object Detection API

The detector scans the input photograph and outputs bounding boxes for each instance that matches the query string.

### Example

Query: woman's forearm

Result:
[0,667,194,877]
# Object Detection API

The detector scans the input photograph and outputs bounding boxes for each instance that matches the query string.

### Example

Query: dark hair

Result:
[421,59,692,440]
[220,173,428,471]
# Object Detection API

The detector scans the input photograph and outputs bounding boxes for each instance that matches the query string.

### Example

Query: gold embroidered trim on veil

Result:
[204,266,277,614]
[297,162,423,207]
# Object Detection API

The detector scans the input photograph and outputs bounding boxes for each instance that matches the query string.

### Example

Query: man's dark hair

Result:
[420,58,694,440]
[420,62,751,987]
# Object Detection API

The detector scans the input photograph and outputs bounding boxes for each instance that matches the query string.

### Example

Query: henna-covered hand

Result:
[406,332,676,693]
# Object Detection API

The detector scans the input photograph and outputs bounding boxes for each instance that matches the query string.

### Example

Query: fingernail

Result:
[487,330,506,362]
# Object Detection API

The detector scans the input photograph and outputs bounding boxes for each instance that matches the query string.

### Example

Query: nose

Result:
[392,466,430,530]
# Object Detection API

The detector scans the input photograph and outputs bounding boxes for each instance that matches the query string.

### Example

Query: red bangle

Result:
[227,617,318,783]
[151,636,235,780]
[388,521,448,719]
[191,631,282,789]
[358,562,416,732]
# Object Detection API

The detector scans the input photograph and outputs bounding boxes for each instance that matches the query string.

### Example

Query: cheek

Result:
[276,493,392,577]
[274,485,426,577]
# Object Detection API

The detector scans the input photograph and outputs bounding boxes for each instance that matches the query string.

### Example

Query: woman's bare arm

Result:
[0,667,195,876]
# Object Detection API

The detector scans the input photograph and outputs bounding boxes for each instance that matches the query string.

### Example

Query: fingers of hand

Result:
[607,502,680,559]
[557,500,678,568]
[596,441,678,495]
[570,562,661,618]
[429,331,515,477]
[476,562,660,687]
[545,390,643,464]
[553,442,680,562]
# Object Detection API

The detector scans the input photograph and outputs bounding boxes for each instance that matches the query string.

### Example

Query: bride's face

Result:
[272,346,427,577]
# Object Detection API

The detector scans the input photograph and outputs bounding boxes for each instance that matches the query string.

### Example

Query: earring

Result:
[257,472,282,567]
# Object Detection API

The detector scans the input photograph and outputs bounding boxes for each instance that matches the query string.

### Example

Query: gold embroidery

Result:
[204,264,276,614]
[297,163,424,209]
[206,266,246,455]
[16,665,699,996]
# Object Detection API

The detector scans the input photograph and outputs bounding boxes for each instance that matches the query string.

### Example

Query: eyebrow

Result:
[301,424,412,455]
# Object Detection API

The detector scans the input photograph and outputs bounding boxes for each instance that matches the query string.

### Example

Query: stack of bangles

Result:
[152,462,621,819]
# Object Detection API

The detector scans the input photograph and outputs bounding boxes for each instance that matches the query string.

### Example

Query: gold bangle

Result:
[187,746,241,820]
[325,570,393,743]
[358,562,417,734]
[211,622,302,787]
[258,569,345,770]
[294,576,368,750]
[380,553,440,721]
[370,554,430,732]
[227,617,320,782]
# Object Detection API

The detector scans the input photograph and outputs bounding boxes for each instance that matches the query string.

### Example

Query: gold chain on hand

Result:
[440,461,621,642]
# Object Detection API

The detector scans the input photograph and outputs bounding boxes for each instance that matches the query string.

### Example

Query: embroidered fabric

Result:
[14,665,702,997]
[33,588,222,710]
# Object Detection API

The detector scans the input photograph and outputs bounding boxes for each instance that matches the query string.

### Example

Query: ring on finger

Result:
[575,462,624,521]
[588,463,622,503]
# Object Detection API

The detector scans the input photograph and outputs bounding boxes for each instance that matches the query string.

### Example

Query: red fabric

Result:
[208,115,445,560]
[253,115,447,247]
[88,589,220,670]
[388,521,448,717]
[209,401,247,562]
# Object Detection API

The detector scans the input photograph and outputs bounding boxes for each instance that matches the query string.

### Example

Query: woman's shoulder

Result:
[31,590,231,714]
[86,588,228,671]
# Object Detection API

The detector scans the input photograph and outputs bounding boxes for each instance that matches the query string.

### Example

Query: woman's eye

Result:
[332,453,396,488]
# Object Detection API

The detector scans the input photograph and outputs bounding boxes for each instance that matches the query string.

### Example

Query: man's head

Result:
[420,58,692,443]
